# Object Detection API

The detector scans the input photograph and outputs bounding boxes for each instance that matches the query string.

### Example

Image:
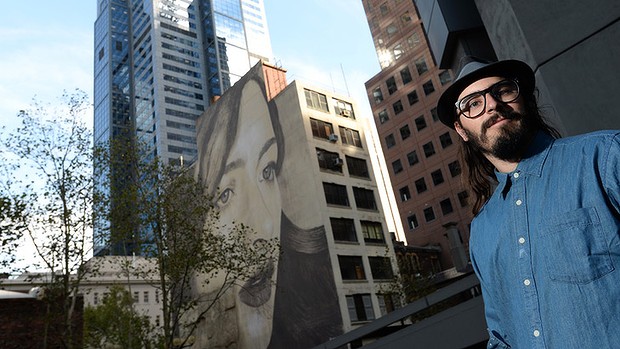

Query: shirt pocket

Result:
[539,207,614,284]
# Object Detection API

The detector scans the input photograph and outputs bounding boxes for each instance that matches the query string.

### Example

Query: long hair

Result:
[459,91,562,215]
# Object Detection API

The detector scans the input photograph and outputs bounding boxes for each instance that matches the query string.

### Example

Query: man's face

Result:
[454,76,534,161]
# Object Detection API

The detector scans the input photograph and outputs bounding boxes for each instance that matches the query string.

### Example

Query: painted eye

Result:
[217,188,234,207]
[261,162,276,182]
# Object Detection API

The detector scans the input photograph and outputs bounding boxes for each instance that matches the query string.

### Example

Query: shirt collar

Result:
[494,130,554,191]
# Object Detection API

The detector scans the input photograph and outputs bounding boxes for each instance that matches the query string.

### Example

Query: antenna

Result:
[340,63,351,97]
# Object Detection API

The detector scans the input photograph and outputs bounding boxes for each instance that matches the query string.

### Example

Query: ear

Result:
[454,121,469,142]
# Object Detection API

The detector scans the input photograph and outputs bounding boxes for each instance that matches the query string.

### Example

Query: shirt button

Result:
[533,329,541,337]
[516,199,523,206]
[523,279,531,286]
[518,237,526,244]
[513,172,520,179]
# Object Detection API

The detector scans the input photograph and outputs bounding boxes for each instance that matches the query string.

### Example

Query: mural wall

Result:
[192,62,343,348]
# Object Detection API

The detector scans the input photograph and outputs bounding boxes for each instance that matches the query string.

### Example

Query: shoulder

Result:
[551,130,620,154]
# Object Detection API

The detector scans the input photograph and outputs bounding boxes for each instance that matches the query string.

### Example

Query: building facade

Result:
[93,0,273,255]
[190,61,401,348]
[361,0,472,270]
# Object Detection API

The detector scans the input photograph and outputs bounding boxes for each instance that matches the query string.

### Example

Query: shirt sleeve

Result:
[603,132,620,215]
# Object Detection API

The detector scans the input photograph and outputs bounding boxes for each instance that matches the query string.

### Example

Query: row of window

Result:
[346,293,398,323]
[338,255,394,281]
[323,182,377,211]
[92,289,160,306]
[388,132,454,175]
[398,161,462,201]
[305,89,355,119]
[310,118,363,148]
[406,190,470,230]
[316,149,370,178]
[330,217,385,244]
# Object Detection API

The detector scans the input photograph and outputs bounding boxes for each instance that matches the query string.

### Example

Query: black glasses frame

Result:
[455,79,520,119]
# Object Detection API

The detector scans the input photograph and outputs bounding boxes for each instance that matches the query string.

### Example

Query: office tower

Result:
[93,0,273,255]
[362,0,472,270]
[190,61,401,347]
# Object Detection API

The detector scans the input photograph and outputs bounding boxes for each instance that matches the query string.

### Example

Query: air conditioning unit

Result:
[341,109,352,117]
[333,157,343,167]
[328,133,338,142]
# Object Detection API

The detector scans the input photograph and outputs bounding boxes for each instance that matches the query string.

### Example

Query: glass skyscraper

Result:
[93,0,273,255]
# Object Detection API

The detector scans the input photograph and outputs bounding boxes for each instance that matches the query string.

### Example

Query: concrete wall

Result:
[474,0,620,135]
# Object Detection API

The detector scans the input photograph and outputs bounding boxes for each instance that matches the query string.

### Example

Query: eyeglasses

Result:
[455,79,520,119]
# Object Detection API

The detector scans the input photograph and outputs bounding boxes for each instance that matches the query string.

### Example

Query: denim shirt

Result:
[470,130,620,348]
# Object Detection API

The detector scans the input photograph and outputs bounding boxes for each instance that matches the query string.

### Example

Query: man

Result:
[437,57,620,348]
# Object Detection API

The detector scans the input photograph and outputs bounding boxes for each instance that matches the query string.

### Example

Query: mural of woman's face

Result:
[214,79,281,348]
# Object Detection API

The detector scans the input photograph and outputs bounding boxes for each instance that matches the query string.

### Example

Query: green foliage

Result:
[84,285,154,349]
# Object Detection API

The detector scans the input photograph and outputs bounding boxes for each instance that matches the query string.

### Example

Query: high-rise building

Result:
[190,61,402,348]
[93,0,273,255]
[361,0,472,270]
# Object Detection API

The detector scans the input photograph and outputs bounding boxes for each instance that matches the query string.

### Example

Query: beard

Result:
[463,108,537,162]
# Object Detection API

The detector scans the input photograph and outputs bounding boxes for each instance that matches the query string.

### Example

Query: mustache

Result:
[482,109,521,132]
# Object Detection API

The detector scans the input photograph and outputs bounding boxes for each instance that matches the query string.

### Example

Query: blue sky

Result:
[0,1,380,129]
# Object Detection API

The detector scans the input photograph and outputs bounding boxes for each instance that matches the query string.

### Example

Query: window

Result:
[440,198,454,215]
[339,126,363,148]
[439,70,452,85]
[399,186,411,201]
[378,109,389,124]
[423,207,436,222]
[407,214,419,230]
[353,187,377,210]
[310,118,334,140]
[439,132,453,148]
[415,178,427,193]
[361,220,385,243]
[347,294,375,322]
[386,23,398,37]
[449,161,462,177]
[407,90,419,105]
[373,88,384,104]
[304,89,329,111]
[458,191,470,207]
[423,141,435,157]
[400,67,412,84]
[431,169,444,185]
[399,124,411,140]
[155,290,160,303]
[385,134,396,148]
[316,148,343,172]
[330,217,357,242]
[408,31,421,49]
[386,77,397,94]
[323,182,349,206]
[415,115,427,131]
[393,44,403,60]
[393,100,404,115]
[133,291,139,303]
[379,2,389,15]
[155,315,161,327]
[339,256,366,280]
[378,294,398,316]
[392,159,403,174]
[431,107,439,122]
[401,11,412,23]
[346,156,370,178]
[334,98,355,119]
[423,80,435,95]
[407,151,419,166]
[93,292,99,305]
[369,256,394,279]
[415,57,428,75]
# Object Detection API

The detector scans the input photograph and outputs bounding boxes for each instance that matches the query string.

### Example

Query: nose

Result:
[484,91,499,113]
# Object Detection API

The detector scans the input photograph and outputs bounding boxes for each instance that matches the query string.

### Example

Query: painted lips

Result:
[238,258,275,307]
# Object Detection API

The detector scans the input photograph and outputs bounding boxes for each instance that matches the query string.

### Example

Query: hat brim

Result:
[437,60,535,129]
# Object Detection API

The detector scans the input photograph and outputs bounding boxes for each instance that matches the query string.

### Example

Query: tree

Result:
[0,89,94,348]
[96,141,278,349]
[84,285,153,349]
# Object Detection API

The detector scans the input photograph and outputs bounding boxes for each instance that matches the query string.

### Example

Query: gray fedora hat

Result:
[437,58,535,129]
